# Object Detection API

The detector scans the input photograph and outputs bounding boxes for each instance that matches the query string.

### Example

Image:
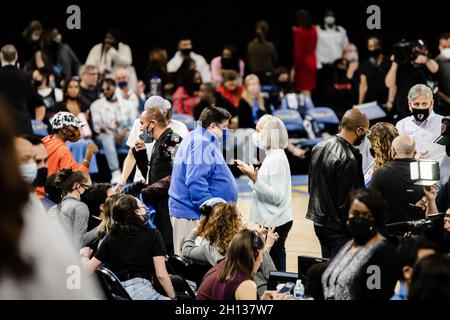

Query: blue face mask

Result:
[252,132,262,149]
[118,81,128,90]
[20,162,38,184]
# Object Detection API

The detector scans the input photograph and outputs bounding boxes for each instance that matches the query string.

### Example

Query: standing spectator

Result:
[47,168,97,248]
[167,37,211,83]
[322,189,398,300]
[216,70,243,108]
[236,115,293,271]
[85,29,135,85]
[169,107,238,255]
[247,21,279,85]
[327,58,358,118]
[210,45,245,87]
[0,45,45,135]
[16,20,48,72]
[32,67,63,117]
[43,111,98,179]
[194,83,237,121]
[369,135,433,224]
[43,27,80,83]
[359,36,391,106]
[238,74,272,128]
[314,10,349,106]
[436,33,450,116]
[385,41,439,120]
[172,69,202,116]
[79,64,100,111]
[342,43,360,82]
[114,67,140,111]
[307,109,368,258]
[293,9,317,97]
[90,78,136,184]
[364,122,399,186]
[143,48,173,97]
[395,85,446,164]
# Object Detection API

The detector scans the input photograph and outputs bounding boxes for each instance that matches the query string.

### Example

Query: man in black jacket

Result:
[370,135,425,224]
[0,45,45,136]
[307,108,368,258]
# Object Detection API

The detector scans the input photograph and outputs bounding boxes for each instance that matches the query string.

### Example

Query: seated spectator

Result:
[193,83,237,121]
[304,262,328,300]
[79,194,176,300]
[408,254,450,300]
[182,202,278,296]
[392,237,437,300]
[143,48,173,97]
[216,70,244,109]
[95,193,125,245]
[271,66,295,109]
[238,74,272,128]
[91,78,137,184]
[32,67,63,117]
[81,182,114,231]
[23,135,49,199]
[85,29,134,84]
[47,168,97,248]
[210,229,286,300]
[114,67,140,112]
[172,69,202,116]
[196,260,226,300]
[42,112,98,179]
[173,57,196,89]
[322,188,398,300]
[364,122,399,186]
[211,45,245,86]
[369,135,432,224]
[167,37,211,83]
[79,64,100,111]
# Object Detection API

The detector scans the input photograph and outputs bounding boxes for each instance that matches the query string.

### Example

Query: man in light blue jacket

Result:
[169,107,238,254]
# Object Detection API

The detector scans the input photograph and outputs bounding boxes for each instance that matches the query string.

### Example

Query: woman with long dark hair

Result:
[172,69,202,116]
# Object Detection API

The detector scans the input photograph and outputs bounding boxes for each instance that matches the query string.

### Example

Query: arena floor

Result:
[236,175,321,273]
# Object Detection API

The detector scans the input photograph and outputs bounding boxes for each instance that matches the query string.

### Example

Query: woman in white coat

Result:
[236,115,293,271]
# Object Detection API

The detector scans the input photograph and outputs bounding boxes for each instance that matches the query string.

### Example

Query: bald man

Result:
[307,109,369,258]
[370,135,426,224]
[14,137,37,185]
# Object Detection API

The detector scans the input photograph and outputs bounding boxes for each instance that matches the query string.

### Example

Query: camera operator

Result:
[369,135,431,223]
[385,40,439,120]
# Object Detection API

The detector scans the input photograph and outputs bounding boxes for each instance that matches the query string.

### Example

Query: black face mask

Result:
[369,148,376,158]
[411,108,430,122]
[180,48,192,56]
[33,79,42,87]
[278,81,292,91]
[368,47,382,58]
[33,167,48,188]
[191,82,201,92]
[347,217,377,246]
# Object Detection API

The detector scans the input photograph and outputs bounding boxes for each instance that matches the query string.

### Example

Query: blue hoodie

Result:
[169,126,238,220]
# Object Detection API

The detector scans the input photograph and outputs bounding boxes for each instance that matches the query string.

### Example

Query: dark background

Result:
[0,0,447,78]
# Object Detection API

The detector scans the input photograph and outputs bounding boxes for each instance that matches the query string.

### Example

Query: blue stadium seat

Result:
[273,109,304,132]
[32,120,49,137]
[172,114,196,131]
[307,107,340,125]
[353,101,387,121]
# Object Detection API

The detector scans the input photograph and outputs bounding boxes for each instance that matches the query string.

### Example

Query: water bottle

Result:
[293,280,305,300]
[150,77,162,96]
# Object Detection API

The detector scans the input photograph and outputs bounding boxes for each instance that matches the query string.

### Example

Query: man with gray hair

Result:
[370,135,428,223]
[396,84,446,165]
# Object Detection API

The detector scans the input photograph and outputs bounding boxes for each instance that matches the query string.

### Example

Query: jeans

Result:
[121,277,169,300]
[314,224,350,259]
[96,133,122,172]
[270,221,293,272]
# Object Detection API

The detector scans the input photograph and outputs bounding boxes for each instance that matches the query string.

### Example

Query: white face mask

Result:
[346,51,359,62]
[31,33,40,41]
[252,132,262,149]
[324,16,336,26]
[53,34,62,43]
[20,162,38,184]
[441,48,450,60]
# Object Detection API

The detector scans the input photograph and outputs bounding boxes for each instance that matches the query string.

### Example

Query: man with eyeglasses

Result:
[79,64,100,111]
[307,108,369,259]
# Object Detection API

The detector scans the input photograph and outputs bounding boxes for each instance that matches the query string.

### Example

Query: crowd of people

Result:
[0,9,450,301]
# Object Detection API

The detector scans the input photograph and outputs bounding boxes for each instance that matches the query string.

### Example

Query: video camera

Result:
[386,213,445,237]
[393,39,427,65]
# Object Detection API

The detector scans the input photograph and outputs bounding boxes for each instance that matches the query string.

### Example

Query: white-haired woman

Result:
[236,115,293,271]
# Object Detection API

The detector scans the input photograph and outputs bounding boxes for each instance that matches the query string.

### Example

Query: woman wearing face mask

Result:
[211,45,245,87]
[80,194,176,300]
[41,111,98,180]
[47,168,97,248]
[322,188,398,300]
[17,20,51,71]
[172,69,202,116]
[328,58,358,119]
[236,115,293,272]
[32,67,63,116]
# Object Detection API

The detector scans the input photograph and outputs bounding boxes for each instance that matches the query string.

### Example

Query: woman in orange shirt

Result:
[39,112,98,197]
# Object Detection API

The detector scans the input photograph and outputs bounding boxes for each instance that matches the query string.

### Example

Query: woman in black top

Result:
[80,194,176,300]
[321,188,398,300]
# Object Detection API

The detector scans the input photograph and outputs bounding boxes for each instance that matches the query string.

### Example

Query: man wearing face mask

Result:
[169,107,238,255]
[436,34,450,116]
[22,135,49,199]
[396,85,446,167]
[307,108,368,259]
[114,67,139,111]
[167,37,211,83]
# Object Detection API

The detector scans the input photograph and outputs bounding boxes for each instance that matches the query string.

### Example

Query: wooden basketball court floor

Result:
[236,175,321,273]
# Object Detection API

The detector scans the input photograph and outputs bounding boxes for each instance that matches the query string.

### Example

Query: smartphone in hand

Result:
[277,282,295,294]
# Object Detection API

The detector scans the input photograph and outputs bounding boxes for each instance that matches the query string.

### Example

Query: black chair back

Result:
[96,267,132,300]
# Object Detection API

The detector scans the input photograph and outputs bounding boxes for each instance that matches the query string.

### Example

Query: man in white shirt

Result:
[115,96,188,191]
[91,78,137,184]
[167,37,211,83]
[396,84,446,177]
[114,67,139,111]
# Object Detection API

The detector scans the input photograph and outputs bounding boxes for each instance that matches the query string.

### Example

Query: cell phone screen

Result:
[278,282,295,294]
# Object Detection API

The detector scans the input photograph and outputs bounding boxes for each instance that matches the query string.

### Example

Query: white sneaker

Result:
[110,170,122,185]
